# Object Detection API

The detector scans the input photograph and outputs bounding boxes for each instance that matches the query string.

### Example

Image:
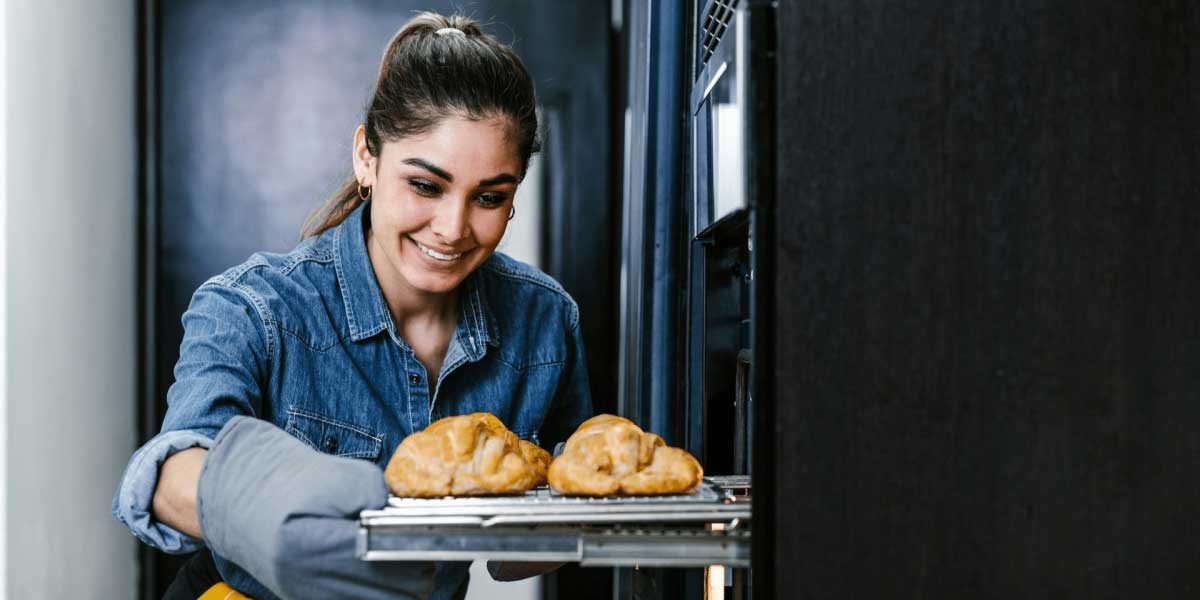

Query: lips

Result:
[408,236,469,262]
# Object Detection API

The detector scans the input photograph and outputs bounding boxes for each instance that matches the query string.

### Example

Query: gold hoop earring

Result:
[357,183,372,201]
[508,206,516,221]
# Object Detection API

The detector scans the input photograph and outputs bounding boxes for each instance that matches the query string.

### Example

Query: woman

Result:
[113,12,591,599]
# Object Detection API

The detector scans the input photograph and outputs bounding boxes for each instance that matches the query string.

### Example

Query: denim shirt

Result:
[112,203,592,599]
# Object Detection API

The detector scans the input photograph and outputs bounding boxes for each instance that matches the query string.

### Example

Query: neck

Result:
[366,228,459,328]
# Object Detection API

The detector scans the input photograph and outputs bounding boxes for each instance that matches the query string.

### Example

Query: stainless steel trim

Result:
[699,61,729,107]
[358,526,750,568]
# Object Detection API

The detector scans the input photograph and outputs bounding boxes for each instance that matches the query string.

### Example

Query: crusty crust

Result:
[384,412,549,497]
[547,414,703,496]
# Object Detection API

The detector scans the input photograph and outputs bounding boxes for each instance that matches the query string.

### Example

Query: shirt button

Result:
[323,436,339,453]
[409,373,421,385]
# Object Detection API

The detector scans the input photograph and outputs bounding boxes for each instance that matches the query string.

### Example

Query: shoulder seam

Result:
[483,263,579,328]
[483,261,566,295]
[222,255,270,282]
[280,248,336,276]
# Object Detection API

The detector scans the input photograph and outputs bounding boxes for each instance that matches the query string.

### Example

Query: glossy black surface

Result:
[769,0,1200,597]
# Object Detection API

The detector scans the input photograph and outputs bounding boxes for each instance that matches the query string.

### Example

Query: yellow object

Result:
[198,582,251,600]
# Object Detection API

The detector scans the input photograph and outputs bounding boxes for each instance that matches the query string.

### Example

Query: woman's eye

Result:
[477,194,506,208]
[408,179,440,196]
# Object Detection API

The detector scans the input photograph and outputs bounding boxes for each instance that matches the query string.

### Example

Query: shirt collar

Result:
[333,203,499,357]
[455,263,501,360]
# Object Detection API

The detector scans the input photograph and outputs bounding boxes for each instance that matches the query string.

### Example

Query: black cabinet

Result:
[765,1,1200,597]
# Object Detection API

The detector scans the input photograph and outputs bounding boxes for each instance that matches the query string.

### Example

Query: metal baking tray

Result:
[362,479,748,527]
[357,476,751,567]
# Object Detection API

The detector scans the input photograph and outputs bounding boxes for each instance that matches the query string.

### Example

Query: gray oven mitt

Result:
[197,416,436,599]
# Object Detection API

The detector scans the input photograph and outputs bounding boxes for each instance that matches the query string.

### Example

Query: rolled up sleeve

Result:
[111,277,274,552]
[111,429,213,553]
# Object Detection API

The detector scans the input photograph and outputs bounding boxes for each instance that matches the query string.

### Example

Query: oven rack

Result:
[357,476,751,567]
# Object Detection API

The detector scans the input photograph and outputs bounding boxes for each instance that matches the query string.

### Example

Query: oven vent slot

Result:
[699,0,739,65]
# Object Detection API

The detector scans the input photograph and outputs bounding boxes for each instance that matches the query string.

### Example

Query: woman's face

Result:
[354,114,522,297]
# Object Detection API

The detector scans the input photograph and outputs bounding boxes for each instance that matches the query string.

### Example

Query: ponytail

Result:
[300,178,364,240]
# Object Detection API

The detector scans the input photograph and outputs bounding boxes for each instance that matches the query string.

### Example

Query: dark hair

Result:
[302,12,540,238]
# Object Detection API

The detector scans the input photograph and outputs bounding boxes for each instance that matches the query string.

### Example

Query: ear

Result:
[352,125,377,186]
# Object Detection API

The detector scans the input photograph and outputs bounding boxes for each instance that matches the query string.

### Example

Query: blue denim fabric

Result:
[112,203,592,599]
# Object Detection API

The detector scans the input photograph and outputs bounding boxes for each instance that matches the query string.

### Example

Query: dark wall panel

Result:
[772,0,1199,597]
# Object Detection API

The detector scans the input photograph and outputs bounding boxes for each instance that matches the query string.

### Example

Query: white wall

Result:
[496,154,544,270]
[0,0,9,593]
[3,0,138,597]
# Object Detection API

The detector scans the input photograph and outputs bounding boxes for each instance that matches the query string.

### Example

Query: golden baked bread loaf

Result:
[547,414,703,496]
[385,412,551,497]
[518,438,552,484]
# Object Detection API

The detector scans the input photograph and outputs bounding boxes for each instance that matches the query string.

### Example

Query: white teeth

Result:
[412,238,464,261]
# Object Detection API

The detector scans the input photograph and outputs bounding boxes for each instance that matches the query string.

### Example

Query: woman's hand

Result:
[152,447,207,538]
[197,416,435,599]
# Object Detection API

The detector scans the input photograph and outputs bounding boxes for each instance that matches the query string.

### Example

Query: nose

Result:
[429,196,470,245]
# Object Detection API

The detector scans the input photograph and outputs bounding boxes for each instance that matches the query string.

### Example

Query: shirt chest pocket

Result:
[284,407,383,460]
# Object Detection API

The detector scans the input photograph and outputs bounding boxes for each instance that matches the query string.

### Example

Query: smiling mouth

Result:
[408,236,467,261]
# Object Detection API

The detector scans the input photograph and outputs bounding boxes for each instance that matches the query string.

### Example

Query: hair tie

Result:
[436,27,466,37]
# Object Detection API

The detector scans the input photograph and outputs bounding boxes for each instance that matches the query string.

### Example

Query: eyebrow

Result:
[402,157,517,187]
[403,158,453,182]
[479,173,518,186]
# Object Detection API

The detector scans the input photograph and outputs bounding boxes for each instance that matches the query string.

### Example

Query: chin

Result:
[401,268,467,294]
[400,260,475,292]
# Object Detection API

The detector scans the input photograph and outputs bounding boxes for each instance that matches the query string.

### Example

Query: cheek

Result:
[371,191,427,234]
[473,212,510,246]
